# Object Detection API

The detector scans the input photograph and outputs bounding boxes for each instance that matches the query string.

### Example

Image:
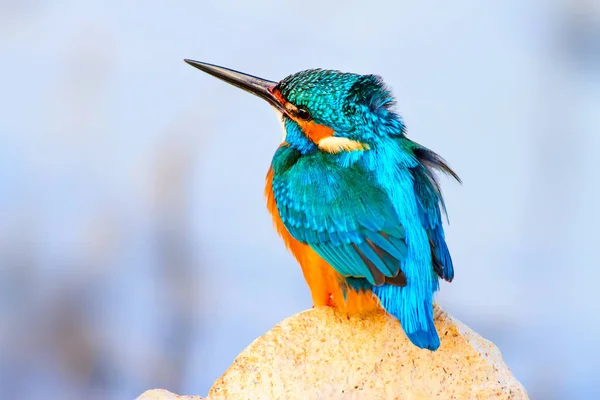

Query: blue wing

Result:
[411,144,461,282]
[272,149,407,286]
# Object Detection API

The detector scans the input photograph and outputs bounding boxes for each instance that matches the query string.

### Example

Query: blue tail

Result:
[372,284,440,351]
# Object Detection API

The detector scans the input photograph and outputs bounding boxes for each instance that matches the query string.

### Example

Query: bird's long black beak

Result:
[184,59,285,114]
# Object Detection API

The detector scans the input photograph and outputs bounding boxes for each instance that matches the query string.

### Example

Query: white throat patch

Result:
[318,136,370,153]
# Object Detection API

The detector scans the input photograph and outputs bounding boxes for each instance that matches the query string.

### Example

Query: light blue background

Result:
[1,1,599,399]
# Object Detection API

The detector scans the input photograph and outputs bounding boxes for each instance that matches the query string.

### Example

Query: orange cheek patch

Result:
[296,120,335,143]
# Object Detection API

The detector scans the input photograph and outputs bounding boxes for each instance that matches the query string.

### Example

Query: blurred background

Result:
[1,0,599,399]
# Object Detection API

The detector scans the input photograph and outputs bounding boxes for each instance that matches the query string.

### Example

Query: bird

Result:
[184,59,461,351]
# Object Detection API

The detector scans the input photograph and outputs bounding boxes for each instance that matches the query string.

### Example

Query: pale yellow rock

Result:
[136,388,205,400]
[208,305,528,400]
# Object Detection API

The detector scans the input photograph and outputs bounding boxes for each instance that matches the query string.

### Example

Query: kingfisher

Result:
[185,60,460,351]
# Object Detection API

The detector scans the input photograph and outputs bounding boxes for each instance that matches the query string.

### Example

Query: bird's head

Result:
[185,60,405,154]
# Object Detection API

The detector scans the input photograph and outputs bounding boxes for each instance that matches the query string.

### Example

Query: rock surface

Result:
[210,305,527,399]
[138,305,528,399]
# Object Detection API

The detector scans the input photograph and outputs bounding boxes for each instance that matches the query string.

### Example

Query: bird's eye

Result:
[296,106,312,121]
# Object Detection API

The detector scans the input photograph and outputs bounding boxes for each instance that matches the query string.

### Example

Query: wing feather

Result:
[273,150,407,287]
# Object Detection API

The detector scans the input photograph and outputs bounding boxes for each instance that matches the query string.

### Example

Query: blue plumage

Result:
[272,146,407,286]
[270,70,460,351]
[271,135,458,350]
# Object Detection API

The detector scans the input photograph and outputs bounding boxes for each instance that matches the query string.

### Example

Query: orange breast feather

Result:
[265,167,380,315]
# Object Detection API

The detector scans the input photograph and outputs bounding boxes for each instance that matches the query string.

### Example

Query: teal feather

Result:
[272,147,407,286]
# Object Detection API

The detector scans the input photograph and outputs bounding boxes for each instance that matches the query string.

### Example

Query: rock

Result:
[137,305,528,399]
[208,305,528,399]
[136,389,205,400]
